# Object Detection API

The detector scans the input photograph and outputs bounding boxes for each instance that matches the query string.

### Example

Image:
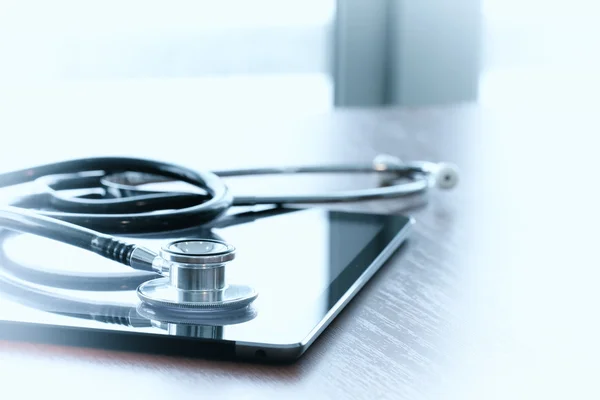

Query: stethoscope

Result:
[0,154,458,316]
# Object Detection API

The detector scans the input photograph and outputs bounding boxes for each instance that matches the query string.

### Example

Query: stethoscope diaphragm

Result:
[136,239,258,313]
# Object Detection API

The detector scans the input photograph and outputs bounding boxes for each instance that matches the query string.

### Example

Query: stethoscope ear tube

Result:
[208,155,458,205]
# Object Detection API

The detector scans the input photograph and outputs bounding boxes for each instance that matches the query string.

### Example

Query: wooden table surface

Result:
[0,76,598,399]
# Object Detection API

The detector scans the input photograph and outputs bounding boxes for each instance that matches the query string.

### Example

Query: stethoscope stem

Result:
[0,206,142,268]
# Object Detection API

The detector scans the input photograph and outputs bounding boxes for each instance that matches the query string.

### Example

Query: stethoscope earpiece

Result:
[373,154,459,190]
[433,162,460,189]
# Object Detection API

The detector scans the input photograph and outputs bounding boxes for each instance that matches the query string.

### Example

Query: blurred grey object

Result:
[0,0,481,107]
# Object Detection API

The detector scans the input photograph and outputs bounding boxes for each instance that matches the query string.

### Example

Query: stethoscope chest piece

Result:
[136,239,257,313]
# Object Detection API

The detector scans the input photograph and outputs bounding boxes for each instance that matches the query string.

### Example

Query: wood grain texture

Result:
[0,84,597,400]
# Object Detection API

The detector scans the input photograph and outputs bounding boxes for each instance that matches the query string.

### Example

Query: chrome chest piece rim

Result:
[136,239,257,312]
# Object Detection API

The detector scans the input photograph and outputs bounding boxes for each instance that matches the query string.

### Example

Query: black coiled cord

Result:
[0,157,233,269]
[0,157,233,234]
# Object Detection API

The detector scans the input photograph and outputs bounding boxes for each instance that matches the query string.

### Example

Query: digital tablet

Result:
[0,207,412,362]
